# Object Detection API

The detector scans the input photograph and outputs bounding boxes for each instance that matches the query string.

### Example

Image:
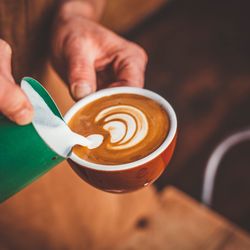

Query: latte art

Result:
[95,105,148,150]
[68,93,169,165]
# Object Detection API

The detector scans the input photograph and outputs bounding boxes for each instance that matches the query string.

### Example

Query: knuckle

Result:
[0,90,20,114]
[0,77,10,100]
[70,60,87,74]
[66,35,85,51]
[70,67,83,79]
[7,91,27,113]
[0,39,12,54]
[137,47,148,63]
[69,60,93,83]
[126,41,148,64]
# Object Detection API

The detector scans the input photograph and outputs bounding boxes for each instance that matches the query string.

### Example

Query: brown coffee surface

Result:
[68,94,169,165]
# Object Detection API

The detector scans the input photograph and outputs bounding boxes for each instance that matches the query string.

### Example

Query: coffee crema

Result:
[68,94,169,165]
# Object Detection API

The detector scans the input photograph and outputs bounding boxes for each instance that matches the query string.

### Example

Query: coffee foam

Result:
[67,92,173,166]
[95,105,148,150]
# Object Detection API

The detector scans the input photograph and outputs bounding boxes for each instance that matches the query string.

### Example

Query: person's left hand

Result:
[51,2,148,101]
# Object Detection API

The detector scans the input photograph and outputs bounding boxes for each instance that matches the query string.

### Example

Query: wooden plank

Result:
[114,187,250,250]
[0,161,159,249]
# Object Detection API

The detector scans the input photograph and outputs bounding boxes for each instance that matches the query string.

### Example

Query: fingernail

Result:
[13,108,33,125]
[72,83,92,100]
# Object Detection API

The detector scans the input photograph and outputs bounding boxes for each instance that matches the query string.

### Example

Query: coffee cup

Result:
[0,78,177,202]
[64,87,177,193]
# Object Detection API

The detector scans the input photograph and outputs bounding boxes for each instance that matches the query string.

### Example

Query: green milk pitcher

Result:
[0,77,66,202]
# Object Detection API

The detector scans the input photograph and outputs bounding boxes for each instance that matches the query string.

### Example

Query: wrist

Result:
[57,1,100,22]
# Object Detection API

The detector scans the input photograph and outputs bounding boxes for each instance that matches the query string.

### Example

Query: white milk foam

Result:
[21,80,103,157]
[95,105,148,150]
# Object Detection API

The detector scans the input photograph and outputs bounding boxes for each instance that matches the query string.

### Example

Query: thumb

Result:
[65,40,96,100]
[0,79,33,125]
[0,40,33,125]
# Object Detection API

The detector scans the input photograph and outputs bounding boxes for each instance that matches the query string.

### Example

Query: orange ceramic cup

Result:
[64,87,177,193]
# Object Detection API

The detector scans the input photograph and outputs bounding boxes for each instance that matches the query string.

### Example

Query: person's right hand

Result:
[0,39,33,125]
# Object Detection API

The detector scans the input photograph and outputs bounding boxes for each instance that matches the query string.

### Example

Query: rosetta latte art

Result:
[95,105,149,150]
[69,93,169,165]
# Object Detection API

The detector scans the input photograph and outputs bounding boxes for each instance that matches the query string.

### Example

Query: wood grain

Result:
[114,187,250,250]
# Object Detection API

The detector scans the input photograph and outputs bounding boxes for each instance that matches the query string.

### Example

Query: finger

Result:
[0,77,33,125]
[65,38,96,100]
[112,44,148,88]
[0,40,12,77]
[0,40,33,125]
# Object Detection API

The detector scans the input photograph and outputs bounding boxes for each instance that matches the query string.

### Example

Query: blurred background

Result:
[103,0,250,231]
[0,0,250,249]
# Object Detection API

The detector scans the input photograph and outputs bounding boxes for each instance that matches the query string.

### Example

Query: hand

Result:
[0,39,33,125]
[51,3,148,100]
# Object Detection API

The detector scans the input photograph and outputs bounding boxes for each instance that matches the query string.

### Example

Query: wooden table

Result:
[114,187,250,250]
[1,182,249,249]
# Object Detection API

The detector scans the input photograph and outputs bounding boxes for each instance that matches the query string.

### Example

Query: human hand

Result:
[51,2,148,100]
[0,39,33,125]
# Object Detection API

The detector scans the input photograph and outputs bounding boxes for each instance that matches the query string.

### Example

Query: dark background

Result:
[126,0,250,232]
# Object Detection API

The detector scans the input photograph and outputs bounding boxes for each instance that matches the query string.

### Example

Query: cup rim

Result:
[64,87,177,171]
